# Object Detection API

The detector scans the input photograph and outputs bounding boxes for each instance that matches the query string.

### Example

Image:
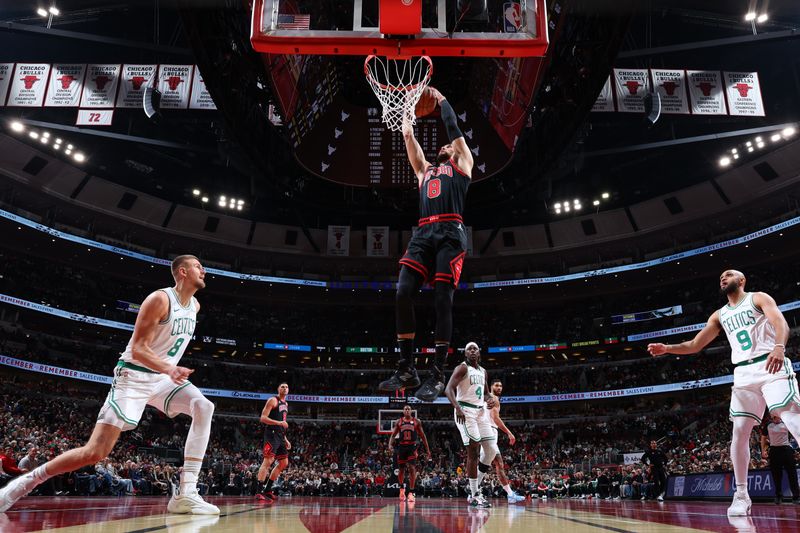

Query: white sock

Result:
[180,459,202,494]
[469,478,479,497]
[730,417,755,494]
[736,483,747,493]
[503,484,513,496]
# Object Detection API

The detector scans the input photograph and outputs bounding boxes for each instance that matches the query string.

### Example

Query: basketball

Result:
[415,87,438,118]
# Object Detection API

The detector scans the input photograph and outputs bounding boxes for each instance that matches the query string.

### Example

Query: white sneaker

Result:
[470,494,492,508]
[0,474,34,513]
[541,495,547,500]
[657,494,664,502]
[167,491,220,515]
[727,491,752,516]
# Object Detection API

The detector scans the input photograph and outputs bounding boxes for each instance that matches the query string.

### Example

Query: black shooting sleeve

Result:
[439,99,463,143]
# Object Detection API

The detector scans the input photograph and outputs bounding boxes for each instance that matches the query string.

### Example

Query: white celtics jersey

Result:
[455,362,486,407]
[719,292,776,365]
[120,287,197,369]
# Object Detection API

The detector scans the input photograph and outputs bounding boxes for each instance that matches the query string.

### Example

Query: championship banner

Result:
[7,63,51,107]
[327,225,350,256]
[188,68,217,110]
[651,69,688,114]
[612,68,650,113]
[80,64,121,108]
[687,70,727,115]
[724,71,765,117]
[591,75,615,112]
[366,226,389,257]
[44,64,86,107]
[0,63,15,106]
[116,64,156,108]
[157,65,194,109]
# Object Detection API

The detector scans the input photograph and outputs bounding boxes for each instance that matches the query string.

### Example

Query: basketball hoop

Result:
[364,55,433,132]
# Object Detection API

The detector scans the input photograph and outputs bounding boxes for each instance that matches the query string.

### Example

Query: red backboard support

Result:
[250,0,549,58]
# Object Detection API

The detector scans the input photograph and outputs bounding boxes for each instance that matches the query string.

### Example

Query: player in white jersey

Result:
[0,255,219,515]
[484,379,526,503]
[444,342,499,508]
[648,269,793,517]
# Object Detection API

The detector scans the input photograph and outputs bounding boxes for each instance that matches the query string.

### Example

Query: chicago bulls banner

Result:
[366,226,389,257]
[45,64,86,107]
[591,75,615,112]
[116,64,156,108]
[7,63,51,107]
[80,64,121,108]
[724,71,765,117]
[327,225,350,256]
[687,70,727,115]
[158,65,193,109]
[651,69,689,114]
[189,68,217,110]
[0,63,13,106]
[612,68,650,113]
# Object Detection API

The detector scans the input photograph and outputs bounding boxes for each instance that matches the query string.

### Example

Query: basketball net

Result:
[364,55,433,132]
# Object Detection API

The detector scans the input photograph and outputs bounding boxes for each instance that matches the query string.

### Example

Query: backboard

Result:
[251,0,548,58]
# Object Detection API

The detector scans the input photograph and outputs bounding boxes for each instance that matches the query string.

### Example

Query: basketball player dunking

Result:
[445,342,498,508]
[648,269,794,516]
[0,255,218,514]
[484,379,526,503]
[379,86,474,402]
[256,382,291,503]
[388,404,431,502]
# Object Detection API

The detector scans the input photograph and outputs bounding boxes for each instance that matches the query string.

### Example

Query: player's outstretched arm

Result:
[402,120,430,185]
[647,312,722,357]
[490,405,515,445]
[754,292,790,373]
[433,89,473,178]
[131,291,194,383]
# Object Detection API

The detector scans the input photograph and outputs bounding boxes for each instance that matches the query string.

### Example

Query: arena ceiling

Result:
[0,0,798,231]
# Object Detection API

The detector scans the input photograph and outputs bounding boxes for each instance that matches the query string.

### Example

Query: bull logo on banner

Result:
[624,80,642,95]
[696,82,715,96]
[660,81,679,96]
[734,83,753,97]
[94,75,111,90]
[130,76,146,90]
[21,75,40,89]
[166,76,183,91]
[57,75,75,89]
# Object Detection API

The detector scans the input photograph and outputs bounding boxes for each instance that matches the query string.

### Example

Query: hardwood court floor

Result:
[2,495,799,532]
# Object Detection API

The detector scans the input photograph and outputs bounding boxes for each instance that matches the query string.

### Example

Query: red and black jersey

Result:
[418,159,470,221]
[396,417,418,446]
[264,396,288,437]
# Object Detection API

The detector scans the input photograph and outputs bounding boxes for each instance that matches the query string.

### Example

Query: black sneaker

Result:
[414,376,445,402]
[378,368,420,391]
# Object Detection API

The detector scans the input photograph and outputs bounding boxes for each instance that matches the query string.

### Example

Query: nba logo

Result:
[503,2,522,33]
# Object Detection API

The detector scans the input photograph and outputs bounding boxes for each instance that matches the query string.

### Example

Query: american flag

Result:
[277,13,310,30]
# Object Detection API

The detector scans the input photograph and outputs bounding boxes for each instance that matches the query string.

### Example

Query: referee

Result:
[760,411,800,505]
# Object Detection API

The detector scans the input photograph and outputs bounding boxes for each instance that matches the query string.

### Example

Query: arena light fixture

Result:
[592,200,600,206]
[10,121,24,132]
[574,204,582,210]
[733,154,739,159]
[237,205,243,211]
[730,148,737,154]
[67,144,73,149]
[54,137,62,144]
[747,146,754,152]
[29,131,39,139]
[48,6,60,15]
[783,127,796,137]
[745,141,752,147]
[218,199,226,207]
[771,134,781,142]
[601,192,609,199]
[64,149,72,155]
[757,141,765,149]
[40,137,48,144]
[53,144,60,151]
[755,136,762,143]
[220,195,226,202]
[563,204,570,212]
[192,189,200,196]
[744,12,756,21]
[757,13,768,23]
[73,152,85,162]
[201,196,209,203]
[37,7,48,17]
[237,199,244,206]
[719,156,731,167]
